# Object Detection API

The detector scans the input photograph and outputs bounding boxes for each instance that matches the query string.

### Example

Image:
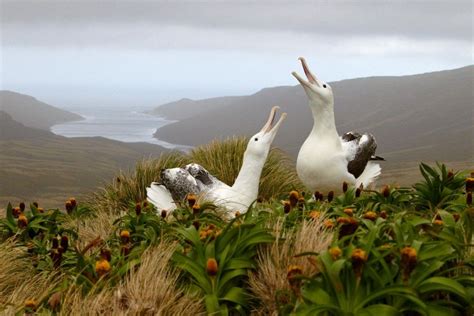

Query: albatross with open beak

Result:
[292,57,383,193]
[147,106,287,216]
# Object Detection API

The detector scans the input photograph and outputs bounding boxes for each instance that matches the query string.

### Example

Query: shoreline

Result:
[49,110,193,152]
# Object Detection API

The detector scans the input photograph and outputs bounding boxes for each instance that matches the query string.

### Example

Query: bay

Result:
[51,106,190,150]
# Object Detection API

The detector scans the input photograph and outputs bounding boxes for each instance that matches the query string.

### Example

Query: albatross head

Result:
[292,57,333,108]
[245,106,286,159]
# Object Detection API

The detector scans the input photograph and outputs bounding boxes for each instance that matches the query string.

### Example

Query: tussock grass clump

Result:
[0,239,61,313]
[249,217,332,315]
[90,152,190,212]
[91,137,302,213]
[57,242,202,315]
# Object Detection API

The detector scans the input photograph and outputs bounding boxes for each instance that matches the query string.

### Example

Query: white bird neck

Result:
[231,151,266,201]
[308,99,340,142]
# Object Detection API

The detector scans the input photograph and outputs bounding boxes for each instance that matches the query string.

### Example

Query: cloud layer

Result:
[1,0,472,107]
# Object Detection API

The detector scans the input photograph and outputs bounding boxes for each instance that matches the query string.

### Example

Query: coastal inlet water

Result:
[51,106,191,150]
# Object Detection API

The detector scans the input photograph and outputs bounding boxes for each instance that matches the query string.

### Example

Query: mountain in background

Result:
[0,110,166,207]
[0,90,83,129]
[152,65,474,163]
[148,96,241,120]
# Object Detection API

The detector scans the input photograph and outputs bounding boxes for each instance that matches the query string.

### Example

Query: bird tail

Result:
[356,162,381,189]
[146,182,176,212]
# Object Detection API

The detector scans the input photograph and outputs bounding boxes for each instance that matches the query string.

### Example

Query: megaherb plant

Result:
[0,162,472,315]
[172,209,274,315]
[277,164,474,315]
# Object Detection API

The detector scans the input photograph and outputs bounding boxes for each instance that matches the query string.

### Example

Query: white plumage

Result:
[292,57,382,193]
[146,106,286,216]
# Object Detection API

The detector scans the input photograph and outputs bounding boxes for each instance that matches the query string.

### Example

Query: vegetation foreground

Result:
[0,138,473,315]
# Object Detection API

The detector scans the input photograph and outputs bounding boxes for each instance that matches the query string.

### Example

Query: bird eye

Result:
[323,84,327,88]
[254,138,258,141]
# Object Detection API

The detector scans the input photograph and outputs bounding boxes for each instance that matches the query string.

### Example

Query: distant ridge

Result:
[149,96,241,120]
[0,106,167,208]
[0,90,83,130]
[153,65,474,162]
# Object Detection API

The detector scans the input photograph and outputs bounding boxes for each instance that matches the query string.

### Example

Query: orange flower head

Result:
[287,265,304,292]
[324,219,335,229]
[401,246,417,260]
[351,248,368,263]
[95,259,111,277]
[400,246,417,281]
[343,208,353,216]
[289,191,299,207]
[24,299,36,310]
[363,211,378,221]
[351,248,368,278]
[329,247,342,260]
[37,207,44,213]
[206,258,218,276]
[65,201,73,213]
[192,204,201,215]
[12,207,21,218]
[199,230,208,240]
[309,210,321,220]
[380,210,388,219]
[18,214,28,228]
[120,230,130,243]
[337,217,350,224]
[19,202,26,212]
[433,219,443,226]
[187,193,197,207]
[69,198,77,208]
[287,265,303,277]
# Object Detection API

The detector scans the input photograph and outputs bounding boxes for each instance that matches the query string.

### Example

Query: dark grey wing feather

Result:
[342,132,378,178]
[160,168,200,201]
[185,163,216,186]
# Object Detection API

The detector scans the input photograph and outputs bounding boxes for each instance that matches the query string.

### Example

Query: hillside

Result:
[0,90,83,129]
[0,111,167,207]
[148,96,241,120]
[153,66,474,163]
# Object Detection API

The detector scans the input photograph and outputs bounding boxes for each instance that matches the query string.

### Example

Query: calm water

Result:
[51,106,190,150]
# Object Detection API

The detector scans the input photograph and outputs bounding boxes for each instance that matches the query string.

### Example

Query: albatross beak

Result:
[292,57,320,88]
[260,106,287,134]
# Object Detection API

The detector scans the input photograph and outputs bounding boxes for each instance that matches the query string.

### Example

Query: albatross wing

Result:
[146,182,176,211]
[341,132,379,179]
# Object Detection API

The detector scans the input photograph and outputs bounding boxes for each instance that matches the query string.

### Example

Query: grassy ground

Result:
[0,138,472,315]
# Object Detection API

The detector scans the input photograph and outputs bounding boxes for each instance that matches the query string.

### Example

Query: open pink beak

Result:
[260,106,287,134]
[292,57,320,88]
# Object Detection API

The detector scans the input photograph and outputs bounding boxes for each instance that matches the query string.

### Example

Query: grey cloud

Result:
[1,0,472,45]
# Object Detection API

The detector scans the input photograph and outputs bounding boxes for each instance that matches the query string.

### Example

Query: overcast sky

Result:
[1,0,472,108]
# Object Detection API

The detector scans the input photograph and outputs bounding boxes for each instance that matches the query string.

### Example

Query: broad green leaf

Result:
[356,286,425,310]
[418,277,467,300]
[358,304,401,316]
[221,287,247,306]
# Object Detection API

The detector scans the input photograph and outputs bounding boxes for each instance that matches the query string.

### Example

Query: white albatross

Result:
[146,106,287,216]
[292,57,383,193]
